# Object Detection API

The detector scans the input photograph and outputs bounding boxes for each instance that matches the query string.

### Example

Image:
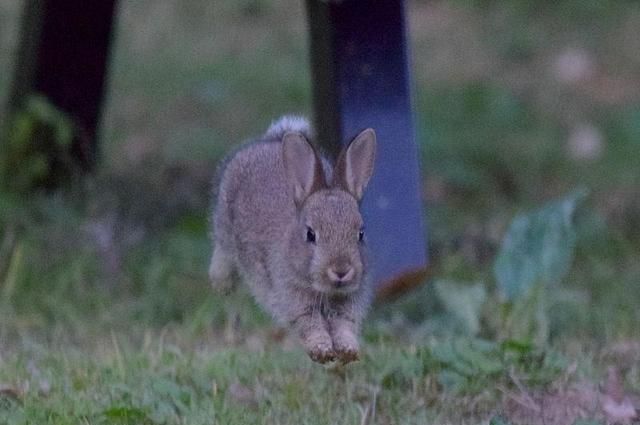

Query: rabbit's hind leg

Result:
[209,244,235,292]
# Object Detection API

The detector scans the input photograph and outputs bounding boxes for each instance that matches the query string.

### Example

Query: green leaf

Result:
[432,341,475,376]
[494,189,588,301]
[502,282,549,346]
[500,339,534,355]
[431,339,502,378]
[455,341,502,375]
[102,406,153,424]
[435,280,487,336]
[437,369,467,392]
[489,415,512,425]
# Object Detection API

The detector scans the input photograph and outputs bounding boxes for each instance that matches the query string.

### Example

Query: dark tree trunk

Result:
[8,0,118,178]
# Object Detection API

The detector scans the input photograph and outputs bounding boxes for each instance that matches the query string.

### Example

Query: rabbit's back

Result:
[215,141,294,283]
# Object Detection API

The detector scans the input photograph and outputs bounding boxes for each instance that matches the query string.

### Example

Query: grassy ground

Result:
[1,0,640,423]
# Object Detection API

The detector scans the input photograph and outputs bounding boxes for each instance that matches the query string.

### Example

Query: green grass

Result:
[0,192,633,424]
[0,325,587,424]
[1,0,640,423]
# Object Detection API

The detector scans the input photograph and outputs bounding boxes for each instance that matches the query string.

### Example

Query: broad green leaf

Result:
[435,280,487,336]
[431,339,502,378]
[494,189,587,301]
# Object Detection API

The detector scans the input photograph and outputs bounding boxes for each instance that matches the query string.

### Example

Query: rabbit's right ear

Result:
[282,132,325,207]
[334,128,376,201]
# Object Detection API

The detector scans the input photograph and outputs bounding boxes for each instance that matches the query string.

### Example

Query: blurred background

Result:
[1,0,640,351]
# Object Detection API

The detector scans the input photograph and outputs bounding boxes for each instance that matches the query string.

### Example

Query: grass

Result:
[1,0,640,423]
[0,189,635,424]
[0,321,585,424]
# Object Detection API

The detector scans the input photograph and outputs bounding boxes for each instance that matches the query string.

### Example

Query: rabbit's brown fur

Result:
[209,116,376,364]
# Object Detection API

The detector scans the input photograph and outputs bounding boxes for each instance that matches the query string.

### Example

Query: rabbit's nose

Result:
[327,267,354,283]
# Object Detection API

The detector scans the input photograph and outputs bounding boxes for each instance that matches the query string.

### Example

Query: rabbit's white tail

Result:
[265,115,313,141]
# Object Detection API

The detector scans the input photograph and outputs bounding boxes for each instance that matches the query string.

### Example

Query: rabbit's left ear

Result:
[282,132,326,207]
[334,128,376,201]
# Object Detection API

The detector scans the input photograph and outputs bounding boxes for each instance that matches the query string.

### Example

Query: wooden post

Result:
[306,0,429,298]
[8,0,118,172]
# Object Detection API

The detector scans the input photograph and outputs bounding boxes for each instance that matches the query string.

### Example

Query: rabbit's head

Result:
[282,129,376,295]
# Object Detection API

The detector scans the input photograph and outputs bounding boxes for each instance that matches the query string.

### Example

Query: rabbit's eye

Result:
[358,229,365,243]
[306,227,316,243]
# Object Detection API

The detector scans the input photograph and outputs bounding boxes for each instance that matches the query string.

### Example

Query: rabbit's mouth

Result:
[312,280,359,296]
[332,279,357,293]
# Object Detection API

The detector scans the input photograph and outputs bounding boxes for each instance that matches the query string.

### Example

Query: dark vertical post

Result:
[306,0,428,297]
[8,0,118,170]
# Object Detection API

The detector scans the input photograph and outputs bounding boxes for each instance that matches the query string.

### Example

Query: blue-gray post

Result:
[306,0,428,298]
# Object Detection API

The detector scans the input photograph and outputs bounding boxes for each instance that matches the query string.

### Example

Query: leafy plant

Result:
[420,337,566,394]
[493,189,588,345]
[434,189,588,346]
[1,95,77,194]
[494,189,588,301]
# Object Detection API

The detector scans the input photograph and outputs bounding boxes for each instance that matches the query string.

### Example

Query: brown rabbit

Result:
[209,116,376,364]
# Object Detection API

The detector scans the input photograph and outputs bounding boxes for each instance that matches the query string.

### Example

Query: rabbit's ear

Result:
[282,132,325,206]
[334,128,376,201]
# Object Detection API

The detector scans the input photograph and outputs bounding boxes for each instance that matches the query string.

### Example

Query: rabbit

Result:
[209,116,376,364]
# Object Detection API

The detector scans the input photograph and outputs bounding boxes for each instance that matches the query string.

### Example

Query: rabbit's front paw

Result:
[307,341,336,364]
[332,330,360,364]
[335,343,359,364]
